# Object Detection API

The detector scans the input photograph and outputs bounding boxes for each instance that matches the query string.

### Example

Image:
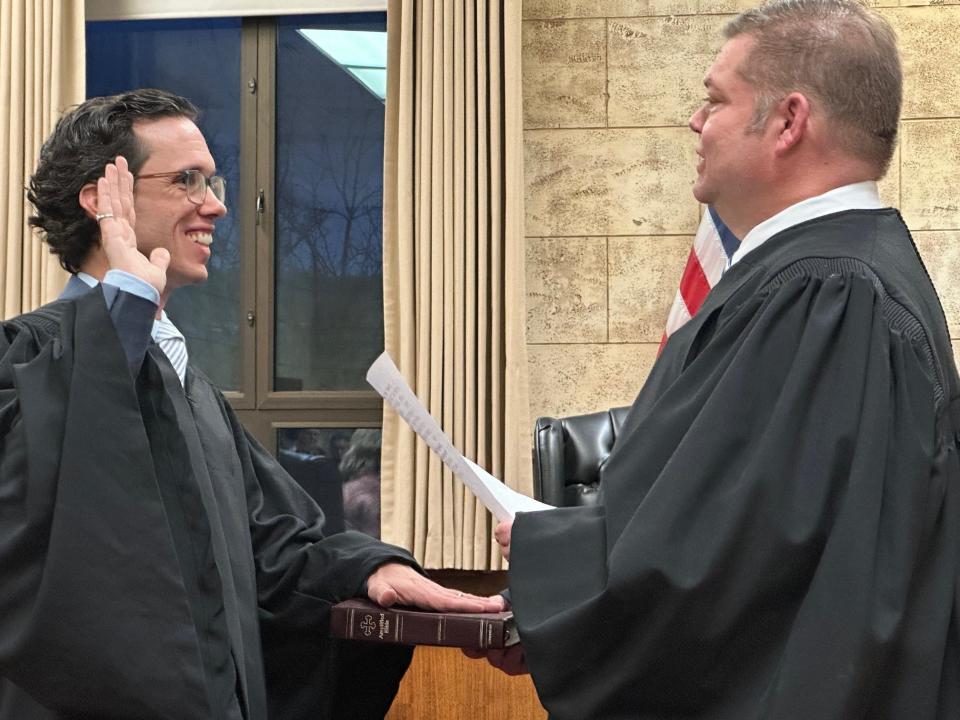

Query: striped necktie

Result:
[153,312,188,386]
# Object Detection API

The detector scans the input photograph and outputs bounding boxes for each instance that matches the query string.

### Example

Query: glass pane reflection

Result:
[277,427,381,538]
[86,19,242,390]
[274,13,387,391]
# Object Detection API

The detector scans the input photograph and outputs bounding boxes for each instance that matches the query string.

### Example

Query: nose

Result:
[689,105,705,134]
[200,188,228,219]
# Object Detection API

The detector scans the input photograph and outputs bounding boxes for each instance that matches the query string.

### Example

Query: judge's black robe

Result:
[509,209,960,719]
[0,282,414,719]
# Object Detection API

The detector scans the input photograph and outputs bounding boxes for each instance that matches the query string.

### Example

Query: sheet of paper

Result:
[366,352,554,521]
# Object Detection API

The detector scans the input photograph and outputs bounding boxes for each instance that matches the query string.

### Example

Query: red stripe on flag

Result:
[678,249,711,317]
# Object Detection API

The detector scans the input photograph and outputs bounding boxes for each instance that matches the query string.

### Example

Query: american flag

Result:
[660,207,740,352]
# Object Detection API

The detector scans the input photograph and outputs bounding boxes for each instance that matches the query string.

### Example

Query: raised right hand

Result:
[96,156,169,294]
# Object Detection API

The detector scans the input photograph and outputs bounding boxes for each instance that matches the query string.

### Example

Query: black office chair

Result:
[532,406,630,507]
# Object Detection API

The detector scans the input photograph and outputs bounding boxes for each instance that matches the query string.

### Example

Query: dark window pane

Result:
[274,13,387,391]
[86,19,243,390]
[277,427,381,538]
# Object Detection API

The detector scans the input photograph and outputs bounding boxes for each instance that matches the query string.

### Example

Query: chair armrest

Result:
[533,416,566,506]
[532,407,632,508]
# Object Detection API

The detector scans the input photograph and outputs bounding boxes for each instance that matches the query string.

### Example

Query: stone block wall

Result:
[522,0,960,423]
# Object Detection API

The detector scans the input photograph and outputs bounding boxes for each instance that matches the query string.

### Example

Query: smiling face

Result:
[131,116,226,295]
[688,35,775,229]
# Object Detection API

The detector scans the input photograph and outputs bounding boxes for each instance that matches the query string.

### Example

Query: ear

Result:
[772,92,811,156]
[78,182,100,219]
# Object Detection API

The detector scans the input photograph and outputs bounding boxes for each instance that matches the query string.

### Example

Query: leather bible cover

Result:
[330,599,518,649]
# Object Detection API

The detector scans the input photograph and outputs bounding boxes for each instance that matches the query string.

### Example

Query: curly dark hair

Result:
[27,89,199,273]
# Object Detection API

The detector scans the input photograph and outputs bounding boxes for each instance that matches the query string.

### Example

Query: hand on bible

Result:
[494,520,513,560]
[97,156,169,294]
[462,645,529,676]
[365,562,506,613]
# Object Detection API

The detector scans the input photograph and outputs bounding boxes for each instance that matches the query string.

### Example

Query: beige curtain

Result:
[0,0,83,319]
[381,0,530,569]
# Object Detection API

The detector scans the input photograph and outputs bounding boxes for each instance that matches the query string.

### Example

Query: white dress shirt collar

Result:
[730,181,886,268]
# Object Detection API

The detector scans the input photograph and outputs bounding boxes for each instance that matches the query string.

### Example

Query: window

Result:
[86,11,388,534]
[273,15,387,392]
[277,426,382,537]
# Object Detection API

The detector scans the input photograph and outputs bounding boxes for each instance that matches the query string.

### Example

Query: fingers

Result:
[92,157,164,294]
[486,594,508,612]
[116,155,131,191]
[407,585,503,613]
[149,248,171,273]
[96,176,113,223]
[487,646,529,676]
[105,162,124,222]
[94,156,132,227]
[116,156,136,227]
[494,520,513,560]
[96,158,130,241]
[365,563,507,613]
[370,586,398,607]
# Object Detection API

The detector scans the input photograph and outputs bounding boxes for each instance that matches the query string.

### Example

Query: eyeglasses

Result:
[136,169,227,207]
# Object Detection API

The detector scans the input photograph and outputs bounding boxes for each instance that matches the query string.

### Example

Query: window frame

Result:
[244,18,385,454]
[85,1,386,22]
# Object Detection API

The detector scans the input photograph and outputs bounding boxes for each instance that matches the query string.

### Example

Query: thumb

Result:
[150,247,171,273]
[369,584,398,607]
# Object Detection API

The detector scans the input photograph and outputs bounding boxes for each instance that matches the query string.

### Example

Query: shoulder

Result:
[184,364,242,428]
[759,255,928,345]
[6,300,70,332]
[757,253,950,408]
[742,209,937,348]
[2,299,73,350]
[186,363,227,402]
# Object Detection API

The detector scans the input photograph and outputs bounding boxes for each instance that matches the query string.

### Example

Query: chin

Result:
[692,184,712,205]
[170,269,209,289]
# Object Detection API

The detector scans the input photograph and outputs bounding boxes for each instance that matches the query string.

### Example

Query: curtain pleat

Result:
[381,0,530,569]
[0,0,82,319]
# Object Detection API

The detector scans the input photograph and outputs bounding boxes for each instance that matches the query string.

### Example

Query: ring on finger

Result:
[95,212,114,221]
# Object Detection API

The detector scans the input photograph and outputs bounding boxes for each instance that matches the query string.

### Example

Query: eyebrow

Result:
[179,166,219,176]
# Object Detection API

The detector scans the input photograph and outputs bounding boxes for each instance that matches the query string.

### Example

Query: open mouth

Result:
[188,232,213,246]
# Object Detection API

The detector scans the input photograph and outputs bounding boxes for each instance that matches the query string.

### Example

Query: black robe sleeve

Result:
[509,269,960,719]
[0,289,217,718]
[237,425,417,607]
[225,412,418,720]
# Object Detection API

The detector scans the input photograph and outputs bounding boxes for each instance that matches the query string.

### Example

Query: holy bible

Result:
[330,599,518,650]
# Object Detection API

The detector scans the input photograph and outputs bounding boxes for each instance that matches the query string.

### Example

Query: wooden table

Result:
[386,645,547,720]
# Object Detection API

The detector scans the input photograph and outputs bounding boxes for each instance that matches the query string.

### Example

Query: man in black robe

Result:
[486,1,960,718]
[0,89,504,719]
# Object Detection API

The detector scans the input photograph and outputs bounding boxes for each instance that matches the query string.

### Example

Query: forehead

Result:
[133,116,215,172]
[704,34,755,89]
